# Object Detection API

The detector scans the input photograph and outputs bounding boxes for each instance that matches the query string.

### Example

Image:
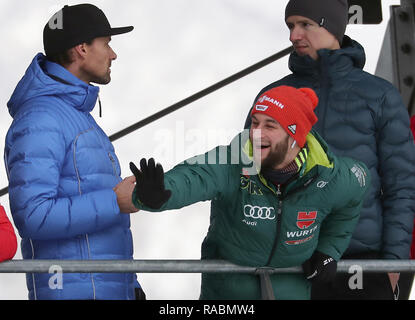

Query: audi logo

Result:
[243,205,276,220]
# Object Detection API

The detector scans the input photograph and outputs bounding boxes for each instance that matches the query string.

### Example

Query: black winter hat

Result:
[285,0,348,44]
[43,4,134,57]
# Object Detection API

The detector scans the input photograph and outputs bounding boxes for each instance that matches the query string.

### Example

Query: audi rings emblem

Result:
[244,205,276,220]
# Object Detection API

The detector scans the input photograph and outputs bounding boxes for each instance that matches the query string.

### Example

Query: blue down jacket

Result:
[245,36,415,259]
[4,53,139,300]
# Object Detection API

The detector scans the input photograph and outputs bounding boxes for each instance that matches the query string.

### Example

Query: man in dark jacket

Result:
[123,86,370,300]
[245,0,415,299]
[4,4,144,300]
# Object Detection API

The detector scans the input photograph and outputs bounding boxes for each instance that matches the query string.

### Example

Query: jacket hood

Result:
[288,35,366,77]
[7,53,99,118]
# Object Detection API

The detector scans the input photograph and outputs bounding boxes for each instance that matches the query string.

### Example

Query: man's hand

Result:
[130,158,171,209]
[302,251,337,283]
[113,176,139,214]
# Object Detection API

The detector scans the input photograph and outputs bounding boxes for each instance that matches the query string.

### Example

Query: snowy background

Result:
[0,0,413,300]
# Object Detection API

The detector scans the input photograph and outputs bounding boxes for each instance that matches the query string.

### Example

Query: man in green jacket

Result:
[124,86,370,300]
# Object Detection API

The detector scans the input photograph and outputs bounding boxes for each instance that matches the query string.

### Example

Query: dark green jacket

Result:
[134,130,370,299]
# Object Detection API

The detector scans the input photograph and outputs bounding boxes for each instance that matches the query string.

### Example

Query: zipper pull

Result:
[98,96,102,118]
[276,184,282,196]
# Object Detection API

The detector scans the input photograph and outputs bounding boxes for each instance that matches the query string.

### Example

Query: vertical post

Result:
[376,1,415,115]
[255,268,276,300]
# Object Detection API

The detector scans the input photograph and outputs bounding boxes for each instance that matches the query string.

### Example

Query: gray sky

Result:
[0,0,410,300]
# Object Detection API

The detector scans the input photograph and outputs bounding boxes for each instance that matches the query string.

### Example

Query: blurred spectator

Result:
[0,204,17,262]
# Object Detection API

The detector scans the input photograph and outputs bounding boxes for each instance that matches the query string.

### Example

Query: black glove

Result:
[129,158,171,209]
[302,251,337,283]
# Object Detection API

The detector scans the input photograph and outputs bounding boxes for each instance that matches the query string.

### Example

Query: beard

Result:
[260,135,290,170]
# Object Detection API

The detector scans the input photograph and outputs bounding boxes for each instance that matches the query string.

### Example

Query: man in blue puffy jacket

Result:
[245,0,415,299]
[4,4,144,300]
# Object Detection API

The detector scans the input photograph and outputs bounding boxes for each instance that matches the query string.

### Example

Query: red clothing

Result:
[0,205,17,262]
[410,116,415,259]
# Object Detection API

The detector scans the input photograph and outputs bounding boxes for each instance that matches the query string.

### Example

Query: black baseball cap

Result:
[43,4,134,57]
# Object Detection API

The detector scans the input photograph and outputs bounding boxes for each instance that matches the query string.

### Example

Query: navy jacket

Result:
[245,36,415,259]
[4,53,139,299]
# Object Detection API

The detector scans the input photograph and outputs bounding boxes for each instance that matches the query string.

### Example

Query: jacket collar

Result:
[43,56,99,113]
[7,53,99,118]
[287,36,366,80]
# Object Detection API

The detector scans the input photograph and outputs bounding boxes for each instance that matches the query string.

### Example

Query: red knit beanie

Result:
[251,86,319,148]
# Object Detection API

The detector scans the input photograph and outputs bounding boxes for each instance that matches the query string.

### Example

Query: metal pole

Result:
[0,260,414,274]
[0,260,257,274]
[108,46,293,142]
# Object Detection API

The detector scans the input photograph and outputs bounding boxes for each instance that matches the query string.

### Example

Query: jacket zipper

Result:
[263,174,319,266]
[317,55,330,139]
[73,135,97,299]
[265,184,283,266]
[30,239,37,300]
[85,234,96,300]
[108,152,117,176]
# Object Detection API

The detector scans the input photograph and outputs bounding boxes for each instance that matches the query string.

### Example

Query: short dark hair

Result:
[46,39,93,66]
[47,50,74,66]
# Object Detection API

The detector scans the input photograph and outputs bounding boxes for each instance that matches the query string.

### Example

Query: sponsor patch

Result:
[351,164,367,187]
[296,211,317,229]
[255,104,269,112]
[285,234,315,245]
[258,95,285,109]
[240,176,263,195]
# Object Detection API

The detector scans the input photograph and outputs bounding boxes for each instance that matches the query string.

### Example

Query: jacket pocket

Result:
[72,128,120,193]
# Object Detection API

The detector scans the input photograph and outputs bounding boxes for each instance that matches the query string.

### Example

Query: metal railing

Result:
[0,259,414,273]
[1,259,413,300]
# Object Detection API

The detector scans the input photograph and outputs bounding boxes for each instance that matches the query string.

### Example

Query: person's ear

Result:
[72,43,88,59]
